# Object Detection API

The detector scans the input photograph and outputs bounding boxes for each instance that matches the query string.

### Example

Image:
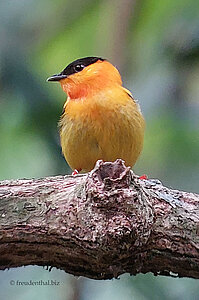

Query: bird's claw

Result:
[72,169,79,175]
[139,174,148,180]
[72,169,82,175]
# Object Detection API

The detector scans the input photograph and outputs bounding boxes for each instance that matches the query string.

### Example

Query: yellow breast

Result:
[59,87,145,172]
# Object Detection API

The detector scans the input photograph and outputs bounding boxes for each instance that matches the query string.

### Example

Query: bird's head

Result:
[47,57,122,99]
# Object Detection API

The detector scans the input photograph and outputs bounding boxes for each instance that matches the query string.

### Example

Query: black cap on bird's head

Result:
[47,57,105,82]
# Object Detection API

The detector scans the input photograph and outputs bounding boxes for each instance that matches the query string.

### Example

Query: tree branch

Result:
[0,159,198,279]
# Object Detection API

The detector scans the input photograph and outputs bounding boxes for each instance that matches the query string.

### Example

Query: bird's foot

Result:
[72,169,82,176]
[139,174,148,180]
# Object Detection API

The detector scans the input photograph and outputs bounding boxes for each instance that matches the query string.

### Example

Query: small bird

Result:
[47,57,145,174]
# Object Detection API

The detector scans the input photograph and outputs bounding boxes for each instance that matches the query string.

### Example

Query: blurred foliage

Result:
[0,0,199,299]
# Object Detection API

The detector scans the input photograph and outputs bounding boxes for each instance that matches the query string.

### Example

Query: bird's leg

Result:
[139,174,148,180]
[72,168,82,176]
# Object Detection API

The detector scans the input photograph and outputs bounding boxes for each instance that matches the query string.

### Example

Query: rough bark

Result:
[0,159,198,280]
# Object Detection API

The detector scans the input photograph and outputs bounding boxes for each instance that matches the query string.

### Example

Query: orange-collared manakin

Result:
[47,57,145,173]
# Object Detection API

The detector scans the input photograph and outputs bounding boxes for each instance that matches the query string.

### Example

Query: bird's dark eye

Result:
[74,64,84,72]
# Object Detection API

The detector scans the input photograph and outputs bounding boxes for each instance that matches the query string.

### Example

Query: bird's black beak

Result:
[46,73,67,82]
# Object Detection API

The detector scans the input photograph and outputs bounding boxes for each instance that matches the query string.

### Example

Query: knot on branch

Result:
[88,159,131,190]
[83,159,154,249]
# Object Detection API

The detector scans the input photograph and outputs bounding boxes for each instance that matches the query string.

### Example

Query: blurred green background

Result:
[0,0,198,299]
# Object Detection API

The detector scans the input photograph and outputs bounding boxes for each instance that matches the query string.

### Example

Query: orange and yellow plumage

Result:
[47,57,145,173]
